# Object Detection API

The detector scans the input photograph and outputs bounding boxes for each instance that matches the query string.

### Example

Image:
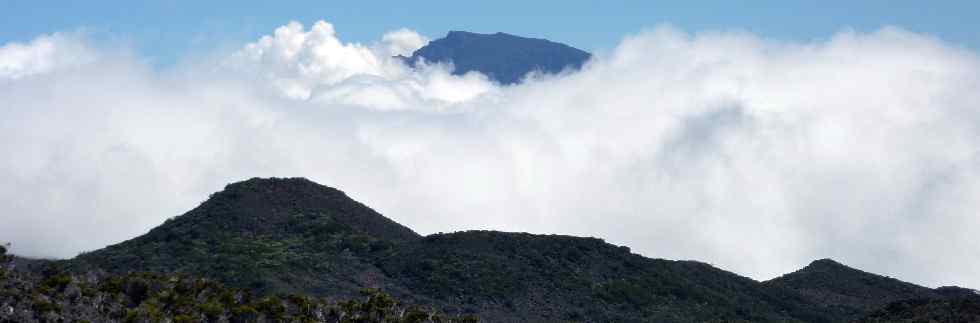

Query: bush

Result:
[40,273,73,295]
[1,243,13,276]
[32,298,60,313]
[197,300,224,321]
[231,305,259,323]
[256,296,286,319]
[100,277,123,294]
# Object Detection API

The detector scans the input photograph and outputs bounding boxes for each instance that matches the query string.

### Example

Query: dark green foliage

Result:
[256,295,286,319]
[31,297,59,314]
[231,304,259,322]
[99,276,123,294]
[762,258,941,322]
[856,293,980,323]
[0,268,472,322]
[0,243,12,279]
[382,231,816,323]
[38,272,71,295]
[72,177,419,296]
[47,178,976,323]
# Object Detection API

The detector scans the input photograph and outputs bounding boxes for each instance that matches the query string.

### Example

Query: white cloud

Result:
[227,21,490,108]
[0,32,95,79]
[375,28,430,57]
[1,22,979,291]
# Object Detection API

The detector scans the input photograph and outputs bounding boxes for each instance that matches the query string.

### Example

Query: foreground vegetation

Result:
[1,246,477,323]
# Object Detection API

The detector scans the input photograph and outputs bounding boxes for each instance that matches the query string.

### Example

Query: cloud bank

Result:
[2,21,979,289]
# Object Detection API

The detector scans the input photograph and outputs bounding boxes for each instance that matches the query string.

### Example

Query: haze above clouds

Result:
[2,20,979,289]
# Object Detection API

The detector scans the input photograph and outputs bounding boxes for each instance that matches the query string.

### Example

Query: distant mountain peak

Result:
[445,30,492,37]
[402,30,592,84]
[443,30,521,40]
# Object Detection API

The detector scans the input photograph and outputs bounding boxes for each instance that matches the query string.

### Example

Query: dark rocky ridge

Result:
[45,177,977,322]
[400,31,592,84]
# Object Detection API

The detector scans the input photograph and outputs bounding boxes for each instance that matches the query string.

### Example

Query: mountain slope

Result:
[381,230,817,323]
[856,291,980,323]
[61,177,971,322]
[763,258,940,322]
[401,31,591,84]
[72,177,418,296]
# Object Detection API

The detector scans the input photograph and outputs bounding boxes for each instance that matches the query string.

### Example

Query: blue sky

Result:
[2,1,978,64]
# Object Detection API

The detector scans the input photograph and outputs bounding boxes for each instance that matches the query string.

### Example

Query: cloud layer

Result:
[2,21,979,289]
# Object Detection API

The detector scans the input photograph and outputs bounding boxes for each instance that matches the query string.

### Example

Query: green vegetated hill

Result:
[16,177,973,322]
[763,258,941,322]
[381,231,812,323]
[72,178,420,298]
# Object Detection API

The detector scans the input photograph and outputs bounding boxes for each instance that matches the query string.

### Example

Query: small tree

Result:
[0,242,9,261]
[0,242,10,273]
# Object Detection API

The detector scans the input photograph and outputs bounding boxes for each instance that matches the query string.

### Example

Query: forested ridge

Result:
[3,178,976,322]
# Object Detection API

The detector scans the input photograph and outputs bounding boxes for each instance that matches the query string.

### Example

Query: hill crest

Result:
[764,258,940,321]
[72,177,418,295]
[173,177,418,242]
